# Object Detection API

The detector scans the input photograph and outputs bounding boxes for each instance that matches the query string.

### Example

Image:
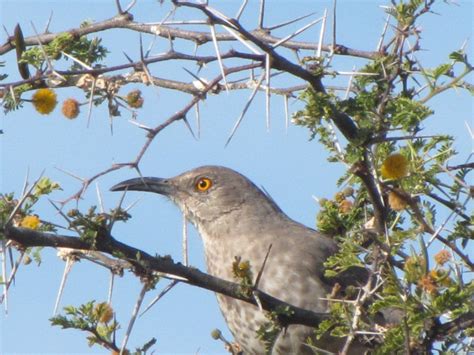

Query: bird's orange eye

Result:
[195,177,213,192]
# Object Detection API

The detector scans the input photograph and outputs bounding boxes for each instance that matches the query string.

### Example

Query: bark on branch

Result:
[3,224,329,328]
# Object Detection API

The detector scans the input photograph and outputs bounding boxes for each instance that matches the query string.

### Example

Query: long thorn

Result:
[236,0,249,21]
[332,0,337,52]
[344,65,356,99]
[265,54,271,131]
[30,22,54,73]
[221,25,262,55]
[108,272,115,304]
[86,77,97,128]
[272,16,323,48]
[183,67,208,87]
[120,284,148,355]
[284,94,289,133]
[145,34,158,59]
[182,116,197,140]
[225,73,265,147]
[317,9,328,57]
[96,183,105,213]
[258,0,265,28]
[115,0,123,14]
[376,13,391,52]
[61,51,93,70]
[0,252,24,305]
[139,33,145,61]
[182,212,189,266]
[195,101,201,139]
[209,24,228,92]
[31,22,65,83]
[140,280,178,317]
[268,12,316,31]
[53,256,75,315]
[54,166,85,182]
[48,199,82,235]
[123,0,137,13]
[1,242,8,313]
[21,167,30,197]
[255,244,272,288]
[44,10,54,33]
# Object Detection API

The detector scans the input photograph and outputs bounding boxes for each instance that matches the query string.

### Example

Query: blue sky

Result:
[1,1,472,354]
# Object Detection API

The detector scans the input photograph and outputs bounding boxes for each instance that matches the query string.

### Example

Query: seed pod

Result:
[14,24,30,80]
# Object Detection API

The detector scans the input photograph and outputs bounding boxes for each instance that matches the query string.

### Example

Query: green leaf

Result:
[449,50,467,63]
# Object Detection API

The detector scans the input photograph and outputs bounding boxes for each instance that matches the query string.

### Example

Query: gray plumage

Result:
[111,166,368,354]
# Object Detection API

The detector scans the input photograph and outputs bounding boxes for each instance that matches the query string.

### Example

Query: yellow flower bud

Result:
[32,88,57,115]
[381,153,409,180]
[20,215,40,230]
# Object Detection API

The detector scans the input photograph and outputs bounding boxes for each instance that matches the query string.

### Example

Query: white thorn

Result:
[225,73,265,146]
[317,8,328,57]
[209,24,228,93]
[53,257,75,315]
[284,94,289,133]
[265,54,271,132]
[272,16,323,49]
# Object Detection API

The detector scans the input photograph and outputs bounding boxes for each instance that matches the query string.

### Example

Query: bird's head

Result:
[110,166,281,227]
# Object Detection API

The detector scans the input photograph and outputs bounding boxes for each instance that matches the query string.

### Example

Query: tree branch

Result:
[174,0,360,141]
[0,13,380,59]
[3,224,330,328]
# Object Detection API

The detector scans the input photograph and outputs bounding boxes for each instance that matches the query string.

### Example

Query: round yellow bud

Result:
[381,153,409,180]
[20,215,40,230]
[32,88,57,115]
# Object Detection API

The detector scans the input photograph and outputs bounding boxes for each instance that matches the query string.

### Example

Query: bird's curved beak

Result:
[110,177,175,196]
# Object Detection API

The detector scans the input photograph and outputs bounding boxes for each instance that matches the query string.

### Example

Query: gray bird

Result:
[111,166,368,354]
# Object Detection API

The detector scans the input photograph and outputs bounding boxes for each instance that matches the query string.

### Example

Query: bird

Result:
[111,165,370,354]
